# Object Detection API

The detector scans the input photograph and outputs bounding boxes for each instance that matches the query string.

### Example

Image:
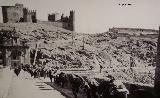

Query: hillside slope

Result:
[0,23,157,85]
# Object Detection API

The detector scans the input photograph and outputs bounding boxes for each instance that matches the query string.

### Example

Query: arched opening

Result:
[11,50,21,68]
[11,50,21,60]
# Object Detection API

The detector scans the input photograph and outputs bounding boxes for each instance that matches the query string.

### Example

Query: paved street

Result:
[0,68,65,98]
[0,67,12,98]
[1,67,156,98]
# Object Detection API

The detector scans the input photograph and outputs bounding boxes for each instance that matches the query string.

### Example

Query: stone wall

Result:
[48,11,75,31]
[40,21,73,31]
[109,27,158,36]
[1,3,37,23]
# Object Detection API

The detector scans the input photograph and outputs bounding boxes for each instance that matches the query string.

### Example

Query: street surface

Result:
[0,67,12,98]
[0,68,65,98]
[0,67,156,98]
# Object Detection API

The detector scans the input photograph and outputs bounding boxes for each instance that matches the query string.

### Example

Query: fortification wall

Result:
[39,21,63,28]
[48,11,75,31]
[62,22,72,30]
[39,21,73,31]
[52,22,63,28]
[109,27,158,36]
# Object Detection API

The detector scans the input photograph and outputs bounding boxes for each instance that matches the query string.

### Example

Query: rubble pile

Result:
[0,23,157,85]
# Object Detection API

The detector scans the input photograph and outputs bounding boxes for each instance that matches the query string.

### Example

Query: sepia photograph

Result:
[0,0,160,98]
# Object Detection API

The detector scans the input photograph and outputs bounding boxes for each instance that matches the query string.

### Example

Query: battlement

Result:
[1,3,75,31]
[28,10,36,13]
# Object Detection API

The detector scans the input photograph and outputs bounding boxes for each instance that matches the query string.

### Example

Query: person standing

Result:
[48,70,53,82]
[14,65,21,76]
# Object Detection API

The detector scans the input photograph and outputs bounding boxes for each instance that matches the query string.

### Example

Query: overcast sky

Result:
[0,0,160,33]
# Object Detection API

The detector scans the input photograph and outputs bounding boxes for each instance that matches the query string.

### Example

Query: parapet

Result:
[28,10,36,13]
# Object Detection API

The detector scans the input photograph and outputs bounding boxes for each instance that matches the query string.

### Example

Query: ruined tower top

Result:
[15,3,23,8]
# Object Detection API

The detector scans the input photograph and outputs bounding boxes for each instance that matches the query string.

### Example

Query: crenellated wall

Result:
[1,3,74,31]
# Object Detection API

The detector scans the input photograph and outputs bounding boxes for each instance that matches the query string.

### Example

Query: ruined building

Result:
[0,28,30,67]
[48,11,75,31]
[1,3,37,23]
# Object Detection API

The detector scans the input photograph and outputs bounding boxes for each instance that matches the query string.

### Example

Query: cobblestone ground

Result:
[0,68,65,98]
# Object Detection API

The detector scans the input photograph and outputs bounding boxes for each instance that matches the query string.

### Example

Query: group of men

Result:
[13,64,129,98]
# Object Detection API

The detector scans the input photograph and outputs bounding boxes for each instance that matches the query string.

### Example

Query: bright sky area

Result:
[0,0,160,33]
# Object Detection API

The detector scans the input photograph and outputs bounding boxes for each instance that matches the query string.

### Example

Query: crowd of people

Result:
[13,64,129,98]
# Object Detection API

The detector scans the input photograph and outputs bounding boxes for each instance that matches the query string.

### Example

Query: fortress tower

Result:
[48,14,56,22]
[23,8,28,22]
[48,13,61,22]
[1,3,37,23]
[2,3,24,23]
[69,10,75,31]
[28,10,37,23]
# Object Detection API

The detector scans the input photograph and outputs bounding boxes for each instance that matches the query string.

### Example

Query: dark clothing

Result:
[14,67,21,76]
[48,70,53,82]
